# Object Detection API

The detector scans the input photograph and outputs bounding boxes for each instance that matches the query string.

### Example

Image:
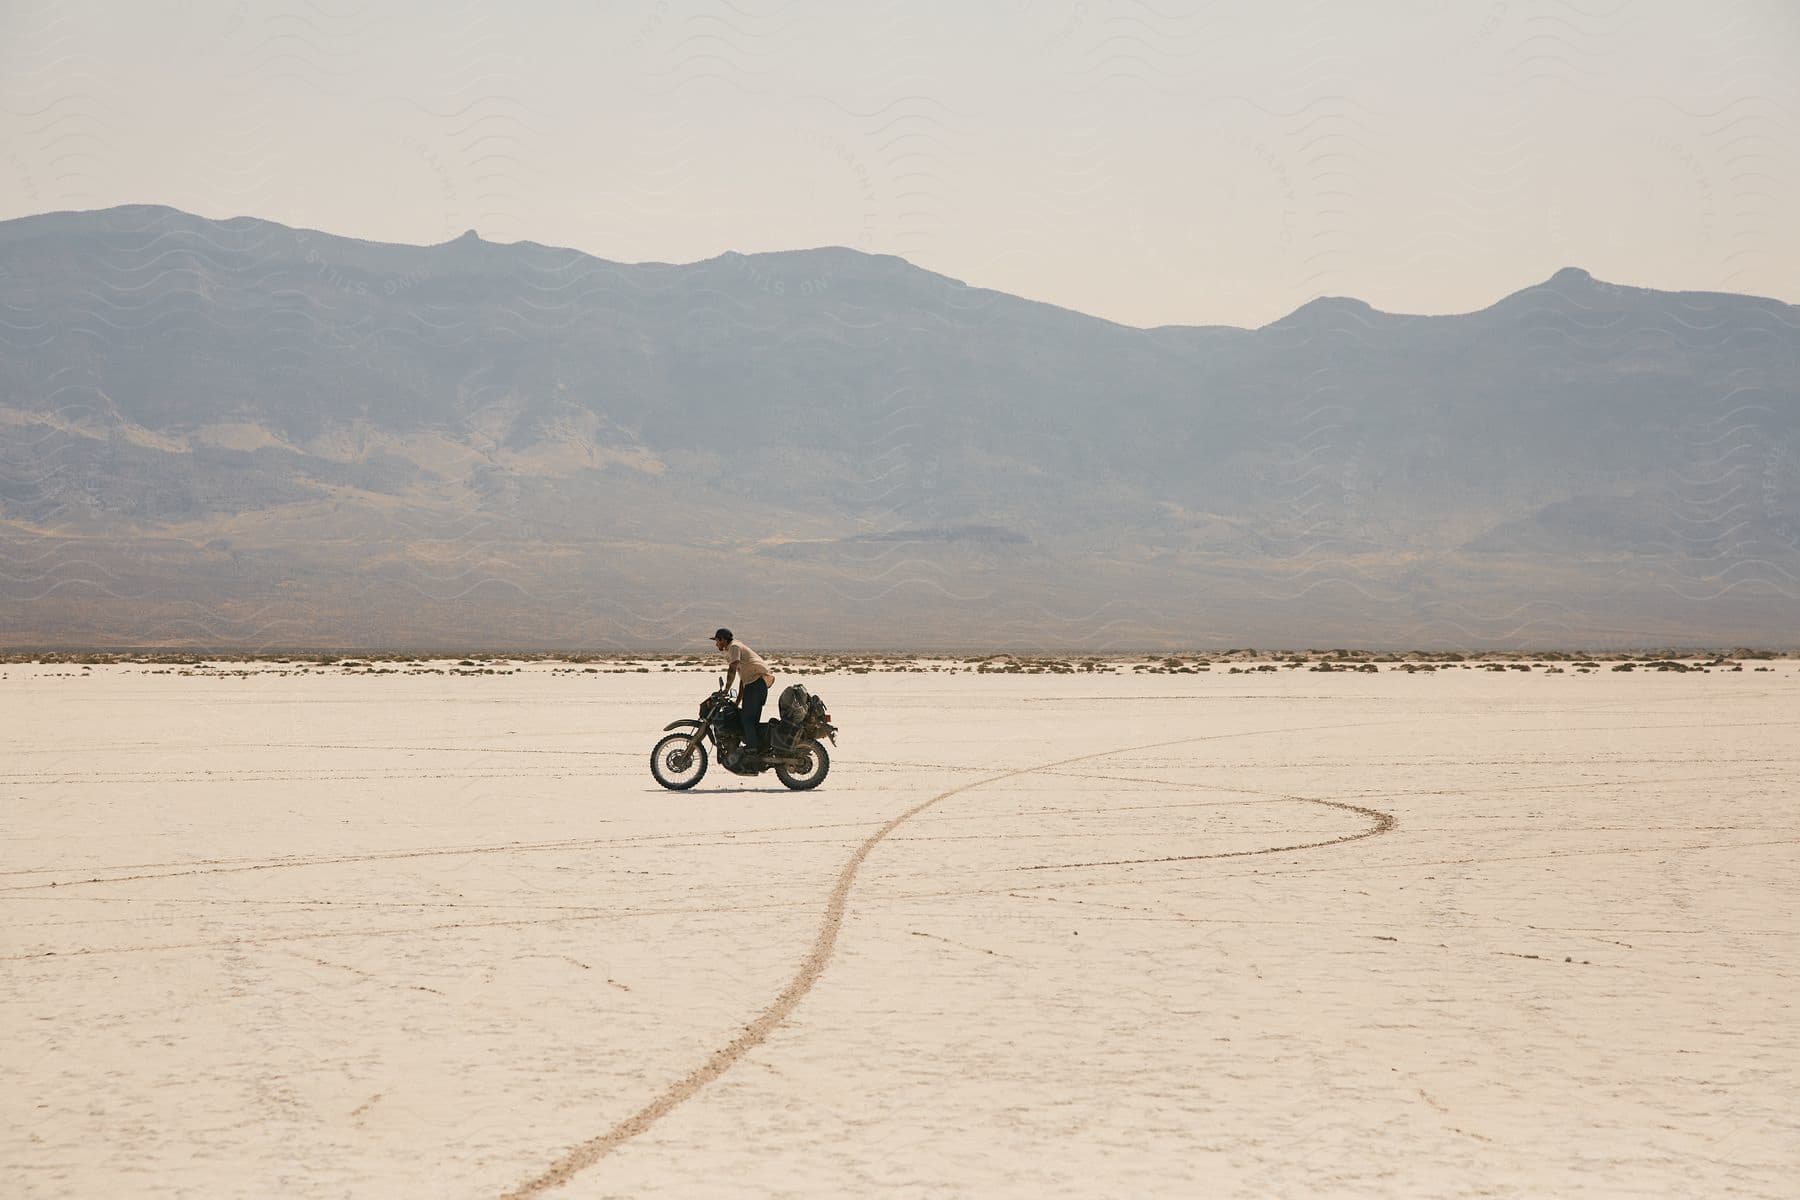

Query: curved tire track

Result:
[1014,796,1394,871]
[499,731,1397,1198]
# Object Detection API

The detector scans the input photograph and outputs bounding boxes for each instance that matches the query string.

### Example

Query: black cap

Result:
[713,628,732,642]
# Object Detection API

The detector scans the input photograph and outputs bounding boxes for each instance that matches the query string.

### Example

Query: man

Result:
[713,627,775,760]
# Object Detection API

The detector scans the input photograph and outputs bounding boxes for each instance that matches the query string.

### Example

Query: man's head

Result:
[712,628,733,650]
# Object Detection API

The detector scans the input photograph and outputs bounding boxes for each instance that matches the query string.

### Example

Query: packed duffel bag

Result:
[778,683,813,725]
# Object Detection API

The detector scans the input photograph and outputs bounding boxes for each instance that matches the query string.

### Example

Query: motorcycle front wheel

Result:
[775,738,830,791]
[650,733,709,790]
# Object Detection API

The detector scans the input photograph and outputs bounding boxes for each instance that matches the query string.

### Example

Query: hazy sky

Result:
[2,0,1796,327]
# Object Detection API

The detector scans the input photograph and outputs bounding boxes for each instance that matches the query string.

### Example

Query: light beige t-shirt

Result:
[726,641,774,688]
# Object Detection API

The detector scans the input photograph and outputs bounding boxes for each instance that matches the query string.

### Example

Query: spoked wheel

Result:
[650,733,709,790]
[775,738,830,791]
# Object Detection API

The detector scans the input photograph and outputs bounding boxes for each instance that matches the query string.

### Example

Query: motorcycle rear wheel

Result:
[775,739,830,791]
[651,733,709,790]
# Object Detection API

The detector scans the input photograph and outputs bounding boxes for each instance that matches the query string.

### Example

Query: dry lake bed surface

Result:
[3,658,1796,1197]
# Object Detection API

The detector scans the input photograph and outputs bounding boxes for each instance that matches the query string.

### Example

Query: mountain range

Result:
[2,205,1796,649]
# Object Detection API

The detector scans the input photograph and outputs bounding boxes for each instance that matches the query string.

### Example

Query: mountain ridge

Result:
[13,203,1787,332]
[1,205,1796,649]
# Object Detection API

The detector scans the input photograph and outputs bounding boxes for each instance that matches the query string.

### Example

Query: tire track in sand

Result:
[499,725,1400,1198]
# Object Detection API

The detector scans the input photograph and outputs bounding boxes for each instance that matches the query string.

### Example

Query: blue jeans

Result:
[739,678,768,752]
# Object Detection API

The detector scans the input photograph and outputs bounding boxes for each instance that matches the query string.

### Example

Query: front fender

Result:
[662,719,703,732]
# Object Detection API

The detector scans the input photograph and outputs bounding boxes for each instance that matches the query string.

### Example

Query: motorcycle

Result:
[650,678,837,791]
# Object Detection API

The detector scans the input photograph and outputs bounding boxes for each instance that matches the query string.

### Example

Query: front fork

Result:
[692,715,732,755]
